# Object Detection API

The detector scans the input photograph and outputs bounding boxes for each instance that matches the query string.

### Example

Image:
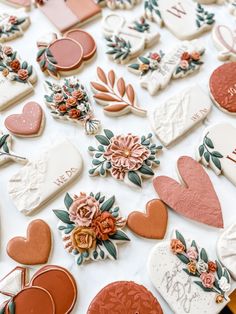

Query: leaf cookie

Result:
[54,192,129,265]
[91,67,147,117]
[89,129,163,188]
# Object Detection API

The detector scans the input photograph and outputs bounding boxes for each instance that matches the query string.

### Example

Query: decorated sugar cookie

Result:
[87,281,163,314]
[127,199,168,239]
[228,0,236,16]
[149,86,212,147]
[8,139,83,215]
[7,219,51,265]
[5,102,44,137]
[0,0,31,10]
[91,67,147,117]
[153,156,223,228]
[89,129,163,188]
[209,62,236,114]
[212,25,236,61]
[148,230,232,314]
[197,123,236,186]
[96,0,140,9]
[0,44,36,111]
[44,78,100,135]
[0,10,30,43]
[54,192,129,265]
[36,30,96,79]
[144,0,215,40]
[0,265,77,313]
[36,0,101,33]
[227,290,236,313]
[128,41,205,95]
[217,221,236,280]
[0,131,27,166]
[103,14,160,64]
[195,0,224,3]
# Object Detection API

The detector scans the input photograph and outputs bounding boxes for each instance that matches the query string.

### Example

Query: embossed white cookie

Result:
[217,222,236,280]
[212,25,236,61]
[196,123,236,186]
[148,230,232,314]
[149,86,212,147]
[103,14,160,64]
[144,0,215,40]
[8,140,83,215]
[128,40,205,95]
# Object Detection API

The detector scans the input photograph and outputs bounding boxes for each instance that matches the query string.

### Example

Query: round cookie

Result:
[209,62,236,115]
[87,281,163,314]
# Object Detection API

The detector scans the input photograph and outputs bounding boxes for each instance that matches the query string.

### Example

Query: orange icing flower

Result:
[72,90,84,100]
[71,227,96,253]
[92,212,117,241]
[2,68,9,77]
[17,69,28,81]
[69,109,80,119]
[170,239,185,254]
[10,59,20,72]
[181,52,190,61]
[58,105,67,113]
[66,97,77,108]
[216,295,224,304]
[139,64,149,72]
[187,261,197,274]
[191,52,200,61]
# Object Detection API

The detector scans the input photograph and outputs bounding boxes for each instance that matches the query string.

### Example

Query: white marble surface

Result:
[0,2,235,313]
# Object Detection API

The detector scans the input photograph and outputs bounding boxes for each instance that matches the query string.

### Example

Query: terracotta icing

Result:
[212,25,236,61]
[153,156,223,228]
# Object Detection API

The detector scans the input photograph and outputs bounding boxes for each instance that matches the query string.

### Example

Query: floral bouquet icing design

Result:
[44,78,100,135]
[0,12,29,42]
[54,192,129,265]
[89,129,162,188]
[129,51,164,76]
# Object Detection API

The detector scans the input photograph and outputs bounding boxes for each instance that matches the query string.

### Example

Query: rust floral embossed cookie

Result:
[0,265,77,314]
[7,219,51,265]
[209,62,236,115]
[87,281,163,314]
[54,191,130,265]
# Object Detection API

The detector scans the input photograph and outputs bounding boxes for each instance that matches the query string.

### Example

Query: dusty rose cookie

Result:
[5,102,44,137]
[54,191,129,265]
[36,0,101,33]
[87,281,163,314]
[37,30,96,79]
[7,219,51,265]
[0,265,77,314]
[0,0,31,10]
[96,0,140,9]
[209,62,236,114]
[91,67,146,117]
[148,230,232,314]
[89,129,163,188]
[127,199,168,239]
[153,156,223,228]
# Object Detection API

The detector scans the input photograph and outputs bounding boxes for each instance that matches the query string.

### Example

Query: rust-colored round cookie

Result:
[209,62,236,114]
[87,281,163,314]
[7,219,51,265]
[127,199,168,239]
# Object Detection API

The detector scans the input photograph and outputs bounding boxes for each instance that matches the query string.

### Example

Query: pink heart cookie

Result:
[153,156,223,228]
[5,102,44,137]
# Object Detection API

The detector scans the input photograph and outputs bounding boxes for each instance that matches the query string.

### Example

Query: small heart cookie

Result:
[127,199,168,239]
[7,219,51,265]
[5,102,44,137]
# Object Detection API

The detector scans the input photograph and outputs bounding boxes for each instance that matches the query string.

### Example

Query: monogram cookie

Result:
[212,24,236,61]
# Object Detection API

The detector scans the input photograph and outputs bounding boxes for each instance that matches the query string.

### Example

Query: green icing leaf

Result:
[138,164,154,176]
[64,193,73,210]
[104,129,114,140]
[205,137,214,149]
[128,63,140,70]
[211,156,221,171]
[176,253,189,264]
[109,230,130,241]
[198,145,204,157]
[102,239,117,259]
[139,56,150,64]
[191,240,199,254]
[176,230,186,249]
[204,151,210,163]
[93,250,98,259]
[0,134,9,148]
[128,171,142,187]
[53,210,73,224]
[216,260,223,279]
[3,142,9,153]
[100,196,115,212]
[194,281,214,292]
[77,254,83,265]
[211,151,223,158]
[95,135,110,146]
[8,300,15,314]
[37,48,46,59]
[200,248,208,263]
[223,269,230,283]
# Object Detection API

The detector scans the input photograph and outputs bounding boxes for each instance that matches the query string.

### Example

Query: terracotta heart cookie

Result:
[153,156,223,228]
[0,265,77,314]
[209,62,236,115]
[5,102,44,137]
[87,281,163,314]
[7,219,51,265]
[127,199,168,239]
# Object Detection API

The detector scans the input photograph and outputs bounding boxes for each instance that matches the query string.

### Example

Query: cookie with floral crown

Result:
[148,230,232,314]
[0,44,36,111]
[96,0,140,9]
[212,24,236,61]
[144,0,215,40]
[103,14,160,64]
[54,192,130,265]
[44,78,100,135]
[88,129,163,188]
[128,40,205,95]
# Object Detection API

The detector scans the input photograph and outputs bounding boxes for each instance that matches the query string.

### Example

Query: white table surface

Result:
[0,1,235,313]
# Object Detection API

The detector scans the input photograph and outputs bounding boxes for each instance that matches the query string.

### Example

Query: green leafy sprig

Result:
[0,134,26,162]
[196,4,215,28]
[128,17,150,33]
[105,35,131,62]
[37,47,58,78]
[144,0,162,20]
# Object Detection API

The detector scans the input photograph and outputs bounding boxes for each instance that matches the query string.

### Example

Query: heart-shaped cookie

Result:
[5,102,44,137]
[127,199,168,239]
[153,156,223,228]
[7,219,51,265]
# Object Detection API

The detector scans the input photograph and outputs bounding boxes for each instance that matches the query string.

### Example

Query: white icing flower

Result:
[7,73,16,81]
[77,103,85,111]
[149,60,159,70]
[218,276,230,292]
[197,259,208,274]
[52,84,62,93]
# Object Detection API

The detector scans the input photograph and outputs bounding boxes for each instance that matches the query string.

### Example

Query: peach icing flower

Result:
[200,272,215,289]
[170,239,185,254]
[8,16,17,25]
[150,52,160,61]
[72,90,84,100]
[187,246,198,260]
[2,68,9,77]
[216,295,224,304]
[92,211,117,240]
[179,60,189,70]
[17,69,28,81]
[53,93,64,104]
[191,52,200,61]
[187,261,197,274]
[3,46,12,56]
[66,97,77,108]
[71,227,96,253]
[139,63,149,72]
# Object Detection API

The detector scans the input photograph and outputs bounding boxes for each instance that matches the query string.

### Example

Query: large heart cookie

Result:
[127,199,168,239]
[7,219,51,265]
[5,102,44,137]
[148,230,231,314]
[153,156,223,228]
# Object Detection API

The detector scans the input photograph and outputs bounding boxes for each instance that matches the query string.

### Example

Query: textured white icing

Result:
[8,139,83,215]
[149,85,212,147]
[0,268,23,296]
[217,222,236,280]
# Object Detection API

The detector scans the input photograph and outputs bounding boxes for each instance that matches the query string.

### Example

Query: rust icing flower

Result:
[69,109,80,119]
[208,261,217,273]
[8,16,17,25]
[71,227,96,253]
[10,59,20,72]
[92,212,117,240]
[58,105,67,113]
[150,52,161,61]
[170,239,185,254]
[17,69,28,81]
[181,52,190,61]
